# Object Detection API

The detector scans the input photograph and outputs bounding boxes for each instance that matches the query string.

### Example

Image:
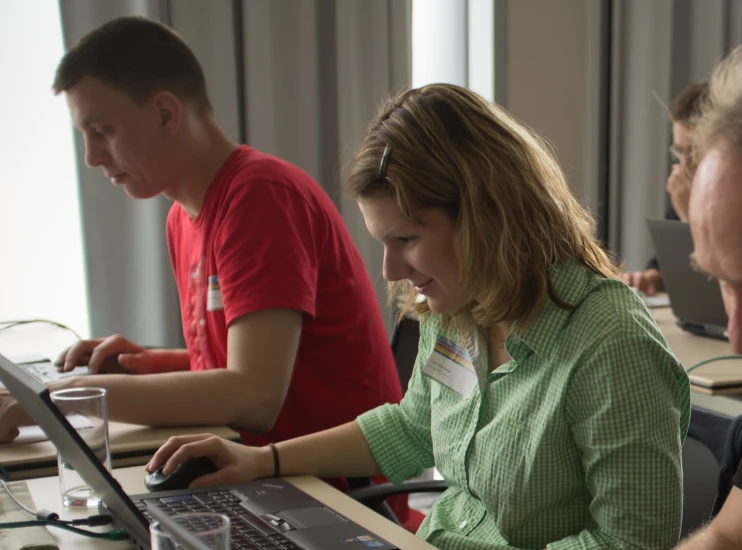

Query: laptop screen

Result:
[646,218,728,330]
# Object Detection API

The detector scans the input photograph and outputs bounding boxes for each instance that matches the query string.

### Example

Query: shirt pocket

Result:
[429,377,479,484]
[469,415,533,519]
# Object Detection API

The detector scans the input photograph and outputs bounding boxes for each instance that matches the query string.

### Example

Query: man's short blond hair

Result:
[694,45,742,162]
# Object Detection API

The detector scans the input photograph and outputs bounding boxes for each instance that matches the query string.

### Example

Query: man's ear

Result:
[152,91,182,136]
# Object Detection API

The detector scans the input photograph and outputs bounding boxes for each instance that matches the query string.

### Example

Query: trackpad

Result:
[278,507,346,529]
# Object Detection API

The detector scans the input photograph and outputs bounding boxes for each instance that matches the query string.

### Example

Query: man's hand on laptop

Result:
[55,335,155,375]
[621,268,663,296]
[147,434,272,488]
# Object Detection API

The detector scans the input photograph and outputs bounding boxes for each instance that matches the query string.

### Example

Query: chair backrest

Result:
[712,413,742,516]
[682,435,719,537]
[390,317,420,393]
[687,407,732,466]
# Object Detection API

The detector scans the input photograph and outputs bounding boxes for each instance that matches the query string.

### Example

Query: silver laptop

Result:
[646,219,728,340]
[146,502,213,550]
[0,354,88,387]
[0,353,398,550]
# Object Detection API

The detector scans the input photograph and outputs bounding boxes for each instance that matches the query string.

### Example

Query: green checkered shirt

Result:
[357,261,690,549]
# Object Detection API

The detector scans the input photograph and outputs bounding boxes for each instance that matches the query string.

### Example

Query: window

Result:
[0,1,90,356]
[412,0,495,103]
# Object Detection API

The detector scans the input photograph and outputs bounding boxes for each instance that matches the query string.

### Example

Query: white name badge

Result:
[423,336,478,398]
[206,275,224,312]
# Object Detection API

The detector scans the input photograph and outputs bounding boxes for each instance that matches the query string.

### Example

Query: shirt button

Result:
[458,520,468,529]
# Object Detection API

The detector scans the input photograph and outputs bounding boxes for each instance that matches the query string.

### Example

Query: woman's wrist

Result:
[256,444,278,479]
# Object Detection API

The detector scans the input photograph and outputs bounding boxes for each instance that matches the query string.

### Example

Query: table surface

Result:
[650,305,742,417]
[26,466,436,550]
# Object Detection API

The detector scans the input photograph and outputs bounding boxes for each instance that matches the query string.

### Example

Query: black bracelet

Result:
[268,442,280,477]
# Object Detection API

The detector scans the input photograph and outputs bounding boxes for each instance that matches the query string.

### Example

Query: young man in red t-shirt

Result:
[0,16,409,523]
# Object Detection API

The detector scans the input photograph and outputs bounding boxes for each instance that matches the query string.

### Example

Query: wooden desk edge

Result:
[287,476,435,550]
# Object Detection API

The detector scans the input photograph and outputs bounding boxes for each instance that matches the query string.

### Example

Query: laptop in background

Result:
[0,353,399,550]
[647,219,728,340]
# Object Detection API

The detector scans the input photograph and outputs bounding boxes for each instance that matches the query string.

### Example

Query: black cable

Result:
[0,478,114,526]
[0,520,127,540]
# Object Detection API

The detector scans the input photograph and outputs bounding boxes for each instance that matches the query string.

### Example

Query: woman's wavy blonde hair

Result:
[347,84,619,330]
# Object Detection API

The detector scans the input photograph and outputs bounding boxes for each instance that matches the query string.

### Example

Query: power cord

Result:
[0,319,83,342]
[0,477,126,541]
[686,355,742,374]
[0,520,128,540]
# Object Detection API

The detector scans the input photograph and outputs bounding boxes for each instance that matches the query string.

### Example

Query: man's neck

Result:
[164,117,238,219]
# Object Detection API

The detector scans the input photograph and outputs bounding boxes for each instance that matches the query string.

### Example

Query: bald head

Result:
[690,141,742,283]
[690,140,742,350]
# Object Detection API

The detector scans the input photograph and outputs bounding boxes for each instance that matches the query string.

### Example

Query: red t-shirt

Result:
[166,148,409,522]
[167,145,402,437]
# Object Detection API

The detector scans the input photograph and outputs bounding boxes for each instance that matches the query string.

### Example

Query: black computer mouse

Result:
[144,456,218,492]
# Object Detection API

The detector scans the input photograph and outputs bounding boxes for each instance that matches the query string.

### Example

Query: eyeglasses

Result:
[669,144,692,162]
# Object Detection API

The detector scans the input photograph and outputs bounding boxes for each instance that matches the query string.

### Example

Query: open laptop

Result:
[0,353,398,550]
[0,355,87,387]
[647,219,728,340]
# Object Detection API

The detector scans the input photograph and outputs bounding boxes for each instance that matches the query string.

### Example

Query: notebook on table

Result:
[0,352,399,550]
[684,363,742,395]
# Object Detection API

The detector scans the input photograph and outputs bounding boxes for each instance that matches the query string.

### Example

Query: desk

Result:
[1,424,239,480]
[25,466,435,550]
[651,307,742,418]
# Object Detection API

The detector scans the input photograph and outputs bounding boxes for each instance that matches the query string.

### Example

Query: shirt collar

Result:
[505,260,592,363]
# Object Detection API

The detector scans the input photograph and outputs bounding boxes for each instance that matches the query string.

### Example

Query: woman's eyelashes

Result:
[395,236,417,246]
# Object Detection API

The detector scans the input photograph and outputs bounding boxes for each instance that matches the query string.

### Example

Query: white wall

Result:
[505,0,590,200]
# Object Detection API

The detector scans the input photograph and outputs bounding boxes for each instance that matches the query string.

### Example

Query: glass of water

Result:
[50,387,111,507]
[150,513,231,549]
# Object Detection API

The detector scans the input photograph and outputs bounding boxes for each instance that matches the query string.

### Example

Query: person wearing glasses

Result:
[148,84,690,550]
[622,81,708,295]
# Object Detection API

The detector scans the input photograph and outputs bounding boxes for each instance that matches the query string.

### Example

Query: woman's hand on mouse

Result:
[146,434,273,488]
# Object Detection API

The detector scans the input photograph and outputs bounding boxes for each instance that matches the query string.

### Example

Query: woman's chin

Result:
[426,297,463,315]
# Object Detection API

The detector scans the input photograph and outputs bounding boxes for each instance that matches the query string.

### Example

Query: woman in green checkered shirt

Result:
[149,84,691,549]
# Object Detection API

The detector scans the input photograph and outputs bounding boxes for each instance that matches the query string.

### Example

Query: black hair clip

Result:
[378,145,392,179]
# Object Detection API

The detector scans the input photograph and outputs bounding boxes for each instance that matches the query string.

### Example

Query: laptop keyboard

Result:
[23,362,88,383]
[139,490,305,550]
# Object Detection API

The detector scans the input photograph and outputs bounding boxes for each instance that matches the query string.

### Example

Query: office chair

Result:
[712,413,742,516]
[688,407,732,467]
[681,435,719,536]
[390,316,420,393]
